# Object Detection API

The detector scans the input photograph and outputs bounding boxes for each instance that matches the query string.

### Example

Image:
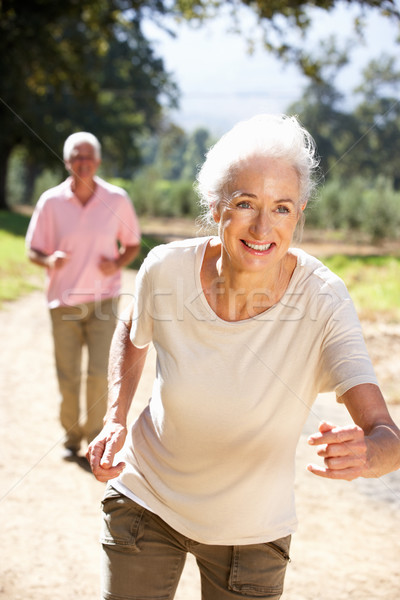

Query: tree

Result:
[16,25,179,202]
[137,125,214,181]
[351,55,400,187]
[289,78,363,180]
[153,123,189,180]
[173,1,400,79]
[181,128,214,180]
[287,37,359,178]
[0,0,176,209]
[295,53,400,185]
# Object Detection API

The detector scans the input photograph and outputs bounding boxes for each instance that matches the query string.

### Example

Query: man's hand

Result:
[307,421,368,481]
[47,250,70,269]
[28,248,70,269]
[86,422,127,482]
[98,256,119,276]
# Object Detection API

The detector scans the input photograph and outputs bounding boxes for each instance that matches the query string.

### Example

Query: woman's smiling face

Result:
[214,155,303,275]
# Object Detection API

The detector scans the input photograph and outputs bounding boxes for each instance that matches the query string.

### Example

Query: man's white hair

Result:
[63,132,101,161]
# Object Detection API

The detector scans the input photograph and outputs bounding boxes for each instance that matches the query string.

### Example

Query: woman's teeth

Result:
[243,241,272,251]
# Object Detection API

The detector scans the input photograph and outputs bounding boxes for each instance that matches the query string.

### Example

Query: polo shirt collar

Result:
[64,175,103,207]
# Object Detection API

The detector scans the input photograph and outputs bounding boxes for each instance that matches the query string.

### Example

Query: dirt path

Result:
[1,264,400,599]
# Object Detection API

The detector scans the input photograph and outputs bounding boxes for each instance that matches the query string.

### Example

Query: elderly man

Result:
[26,132,141,460]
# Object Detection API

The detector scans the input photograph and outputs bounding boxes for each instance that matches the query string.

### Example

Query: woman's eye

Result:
[237,200,251,209]
[276,205,290,214]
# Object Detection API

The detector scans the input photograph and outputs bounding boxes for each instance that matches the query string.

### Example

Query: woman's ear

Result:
[209,195,221,223]
[212,207,221,224]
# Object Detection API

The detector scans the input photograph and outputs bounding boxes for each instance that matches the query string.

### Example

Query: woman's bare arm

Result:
[307,383,400,480]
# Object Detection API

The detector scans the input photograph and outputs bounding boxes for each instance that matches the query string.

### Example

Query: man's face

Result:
[65,142,101,180]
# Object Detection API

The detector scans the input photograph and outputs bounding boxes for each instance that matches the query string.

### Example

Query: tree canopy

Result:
[173,0,400,78]
[0,0,177,208]
[288,50,400,185]
[1,0,399,209]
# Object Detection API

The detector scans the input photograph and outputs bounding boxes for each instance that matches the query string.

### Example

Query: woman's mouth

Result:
[241,240,273,252]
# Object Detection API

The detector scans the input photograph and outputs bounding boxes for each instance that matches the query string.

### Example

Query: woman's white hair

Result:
[195,114,320,226]
[63,132,102,161]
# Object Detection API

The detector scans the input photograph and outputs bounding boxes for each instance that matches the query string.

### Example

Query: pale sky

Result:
[143,3,399,135]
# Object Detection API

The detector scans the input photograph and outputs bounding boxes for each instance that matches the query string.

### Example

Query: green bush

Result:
[306,176,400,241]
[110,173,200,219]
[6,148,26,206]
[33,169,62,202]
[165,180,199,218]
[362,178,400,242]
[7,147,63,206]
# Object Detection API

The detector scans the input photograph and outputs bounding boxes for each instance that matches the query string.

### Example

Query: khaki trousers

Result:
[50,298,117,450]
[101,487,291,600]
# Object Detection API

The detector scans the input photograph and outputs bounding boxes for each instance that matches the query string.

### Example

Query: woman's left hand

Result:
[307,421,369,480]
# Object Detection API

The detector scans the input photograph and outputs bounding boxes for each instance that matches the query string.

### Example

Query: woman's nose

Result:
[249,209,273,239]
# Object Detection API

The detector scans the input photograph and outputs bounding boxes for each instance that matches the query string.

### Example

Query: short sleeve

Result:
[117,194,141,247]
[130,259,154,348]
[317,296,378,397]
[25,196,55,255]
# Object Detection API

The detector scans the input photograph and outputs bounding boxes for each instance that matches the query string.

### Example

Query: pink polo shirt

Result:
[26,176,141,308]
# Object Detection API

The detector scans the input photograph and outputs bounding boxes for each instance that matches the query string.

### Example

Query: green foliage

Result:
[0,0,179,209]
[107,125,212,219]
[181,128,212,180]
[362,179,400,241]
[289,51,400,186]
[306,176,400,241]
[183,2,400,89]
[290,49,400,242]
[3,0,397,210]
[352,58,400,188]
[33,170,63,203]
[139,124,214,181]
[0,210,31,236]
[6,148,26,206]
[6,148,65,206]
[175,1,400,78]
[110,175,200,219]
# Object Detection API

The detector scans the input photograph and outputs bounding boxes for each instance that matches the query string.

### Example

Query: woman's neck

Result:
[201,240,296,321]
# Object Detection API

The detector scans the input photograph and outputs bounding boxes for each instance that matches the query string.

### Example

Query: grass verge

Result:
[321,254,400,322]
[0,212,41,306]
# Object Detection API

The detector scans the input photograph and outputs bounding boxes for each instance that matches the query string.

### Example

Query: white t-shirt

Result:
[115,237,377,545]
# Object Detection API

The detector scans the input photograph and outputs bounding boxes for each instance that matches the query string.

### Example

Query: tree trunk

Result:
[22,161,41,206]
[0,150,11,211]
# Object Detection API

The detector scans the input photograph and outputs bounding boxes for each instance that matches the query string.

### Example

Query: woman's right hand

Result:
[86,421,127,482]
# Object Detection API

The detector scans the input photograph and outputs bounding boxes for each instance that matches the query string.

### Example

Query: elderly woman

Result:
[88,114,400,600]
